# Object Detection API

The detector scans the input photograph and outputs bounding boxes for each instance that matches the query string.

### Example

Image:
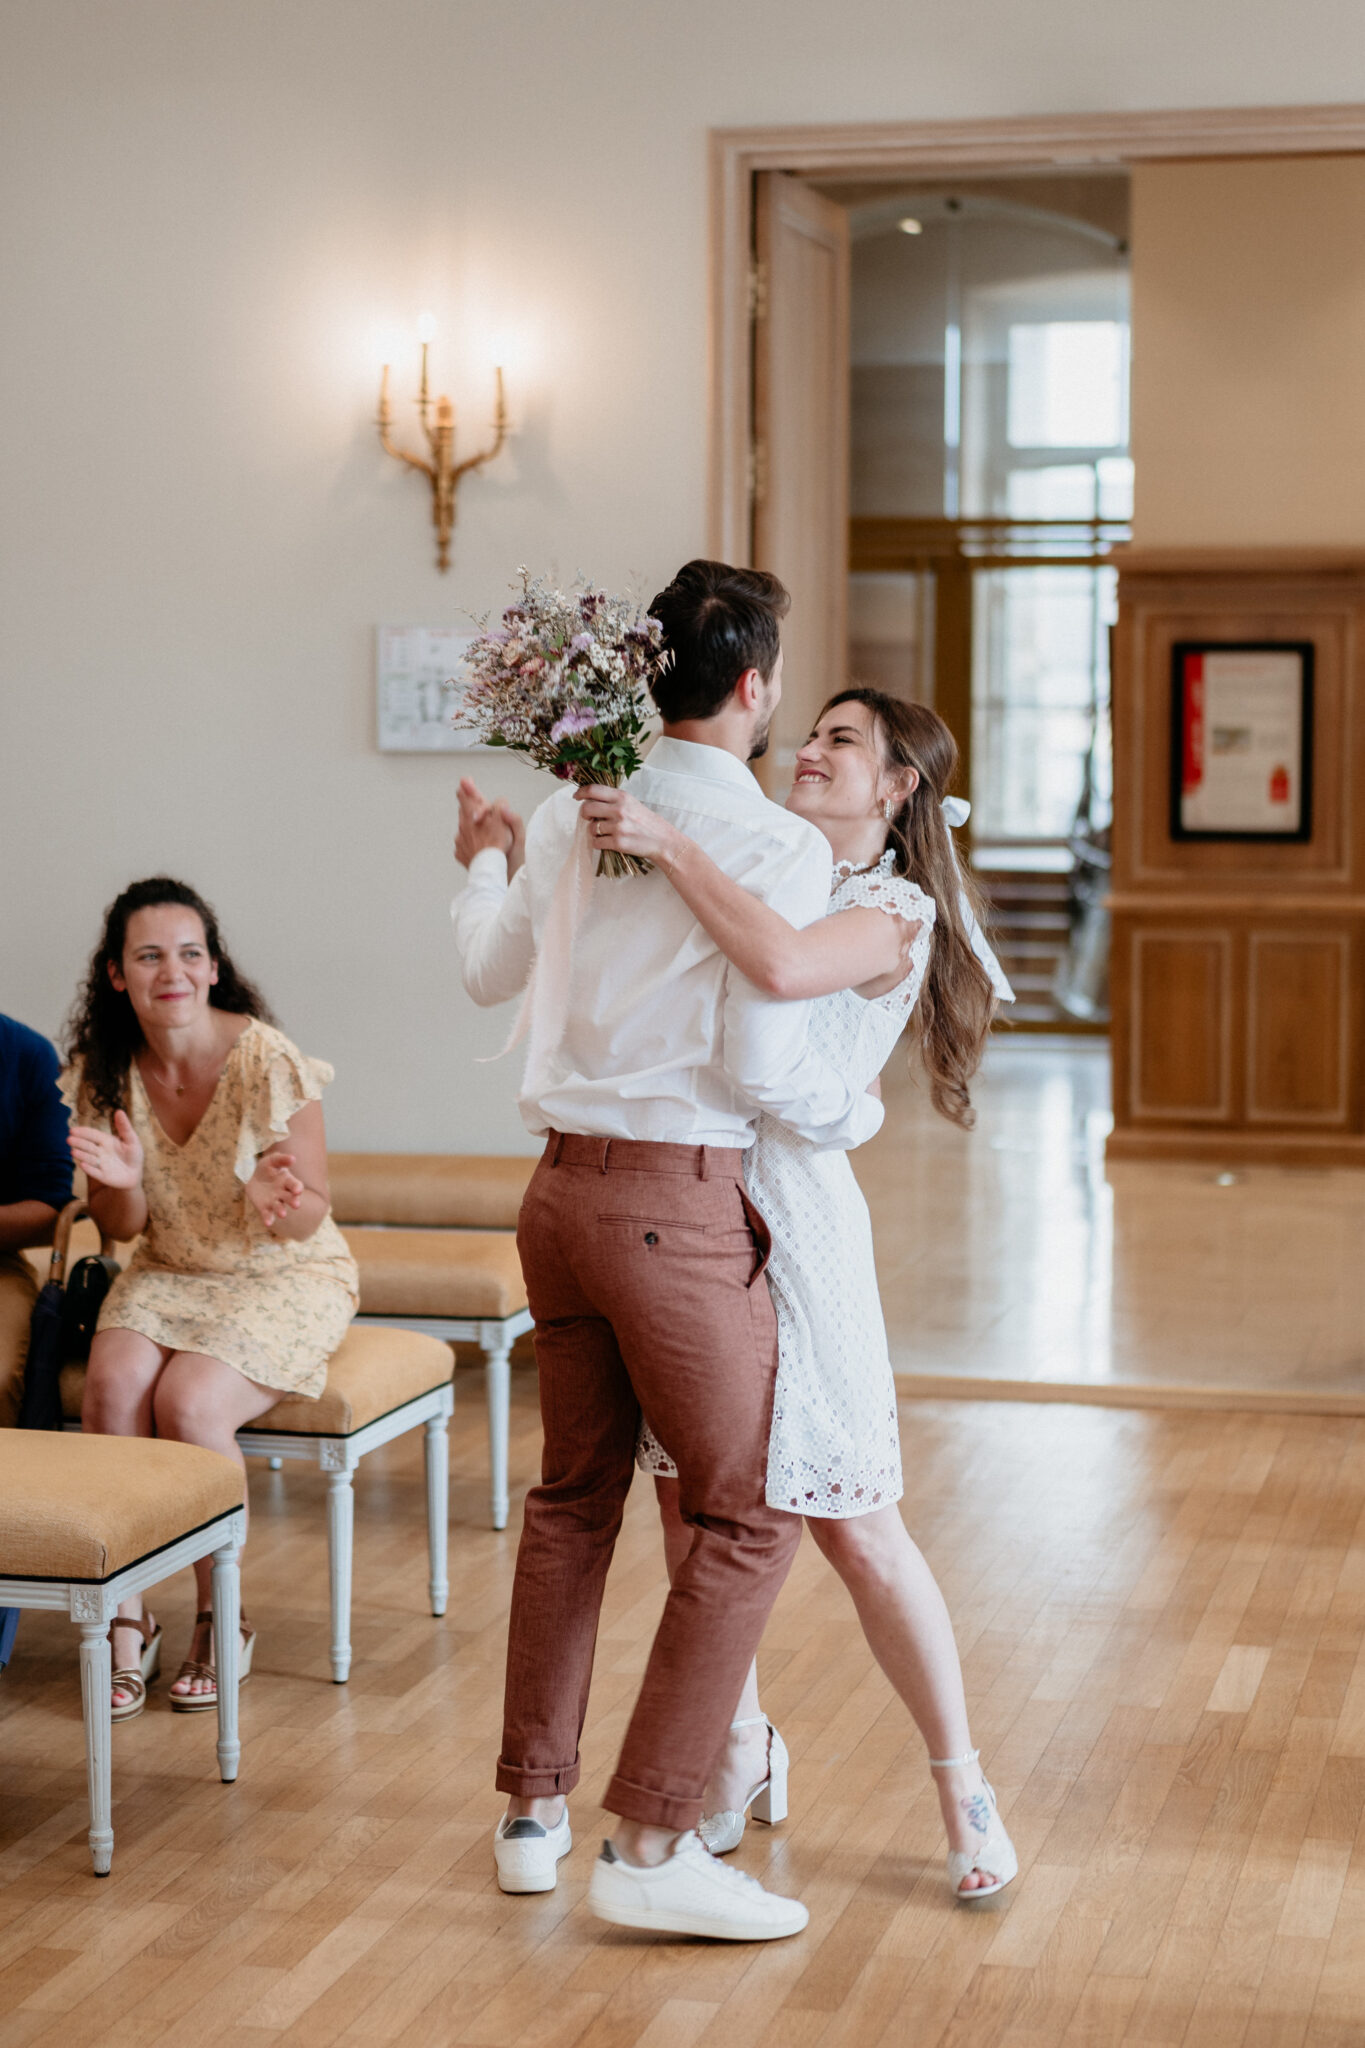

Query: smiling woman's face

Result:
[109,904,219,1031]
[785,699,891,826]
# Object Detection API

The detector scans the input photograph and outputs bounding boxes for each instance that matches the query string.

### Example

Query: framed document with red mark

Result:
[1170,642,1313,841]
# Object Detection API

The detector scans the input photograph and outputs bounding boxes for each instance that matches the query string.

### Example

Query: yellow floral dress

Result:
[60,1020,359,1399]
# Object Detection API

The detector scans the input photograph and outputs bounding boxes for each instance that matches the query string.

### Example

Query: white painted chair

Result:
[341,1230,531,1531]
[357,1305,531,1532]
[236,1325,455,1682]
[59,1325,456,1686]
[327,1155,535,1533]
[0,1431,246,1875]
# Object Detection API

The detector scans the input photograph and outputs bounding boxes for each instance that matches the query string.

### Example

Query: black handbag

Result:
[60,1251,120,1357]
[18,1202,120,1431]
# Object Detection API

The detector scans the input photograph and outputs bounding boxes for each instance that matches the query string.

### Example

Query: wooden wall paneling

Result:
[1130,927,1235,1121]
[1109,552,1365,1165]
[1134,602,1351,890]
[1246,930,1353,1125]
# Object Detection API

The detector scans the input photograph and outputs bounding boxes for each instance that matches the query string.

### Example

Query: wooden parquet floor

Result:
[5,1363,1365,2046]
[861,1043,1365,1408]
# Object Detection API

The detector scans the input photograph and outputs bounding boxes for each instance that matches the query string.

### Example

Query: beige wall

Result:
[1132,157,1365,547]
[4,3,1364,1151]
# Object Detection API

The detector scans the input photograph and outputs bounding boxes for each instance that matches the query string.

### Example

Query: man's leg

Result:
[496,1158,640,1814]
[527,1144,809,1940]
[574,1165,801,1839]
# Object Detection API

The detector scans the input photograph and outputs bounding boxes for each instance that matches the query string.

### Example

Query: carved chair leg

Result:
[211,1541,241,1782]
[424,1411,450,1616]
[325,1464,355,1683]
[78,1619,113,1875]
[484,1339,511,1532]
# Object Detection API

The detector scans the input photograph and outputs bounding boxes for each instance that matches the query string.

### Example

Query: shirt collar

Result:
[643,734,762,793]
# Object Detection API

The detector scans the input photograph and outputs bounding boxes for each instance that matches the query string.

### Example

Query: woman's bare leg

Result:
[655,1476,767,1810]
[83,1328,172,1704]
[807,1506,1000,1890]
[152,1352,278,1700]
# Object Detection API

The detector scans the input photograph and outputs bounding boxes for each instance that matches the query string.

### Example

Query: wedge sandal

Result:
[110,1612,161,1722]
[168,1610,255,1713]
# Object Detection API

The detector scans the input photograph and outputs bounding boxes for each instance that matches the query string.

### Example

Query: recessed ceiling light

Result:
[898,217,923,235]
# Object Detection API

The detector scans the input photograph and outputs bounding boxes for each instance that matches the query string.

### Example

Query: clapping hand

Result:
[455,778,525,872]
[246,1148,305,1230]
[69,1111,144,1190]
[498,799,526,877]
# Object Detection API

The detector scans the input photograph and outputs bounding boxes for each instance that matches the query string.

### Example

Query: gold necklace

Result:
[144,1055,199,1098]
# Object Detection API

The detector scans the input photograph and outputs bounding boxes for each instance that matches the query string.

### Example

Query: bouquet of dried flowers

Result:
[456,570,663,876]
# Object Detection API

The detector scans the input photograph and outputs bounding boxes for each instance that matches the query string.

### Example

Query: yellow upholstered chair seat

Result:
[342,1227,527,1320]
[58,1324,453,1434]
[0,1430,243,1582]
[242,1325,452,1436]
[327,1153,534,1230]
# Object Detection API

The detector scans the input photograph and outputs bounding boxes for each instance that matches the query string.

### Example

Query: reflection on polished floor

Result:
[860,1037,1365,1409]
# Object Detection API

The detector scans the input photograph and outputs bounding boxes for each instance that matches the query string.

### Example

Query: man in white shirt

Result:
[452,560,882,1941]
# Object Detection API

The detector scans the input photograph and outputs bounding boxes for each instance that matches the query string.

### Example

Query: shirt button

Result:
[644,1232,659,1245]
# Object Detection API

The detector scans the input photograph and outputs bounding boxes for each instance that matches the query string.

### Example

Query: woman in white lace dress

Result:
[580,688,1018,1899]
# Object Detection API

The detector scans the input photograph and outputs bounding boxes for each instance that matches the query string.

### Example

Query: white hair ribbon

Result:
[940,797,1015,1003]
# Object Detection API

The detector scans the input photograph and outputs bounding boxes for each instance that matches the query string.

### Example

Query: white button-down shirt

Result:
[451,735,884,1152]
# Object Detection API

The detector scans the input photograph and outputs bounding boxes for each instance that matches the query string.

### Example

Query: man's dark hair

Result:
[648,560,790,723]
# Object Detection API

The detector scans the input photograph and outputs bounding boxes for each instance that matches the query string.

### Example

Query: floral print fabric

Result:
[60,1021,358,1398]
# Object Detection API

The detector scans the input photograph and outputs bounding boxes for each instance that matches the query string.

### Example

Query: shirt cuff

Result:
[450,847,510,921]
[468,848,509,885]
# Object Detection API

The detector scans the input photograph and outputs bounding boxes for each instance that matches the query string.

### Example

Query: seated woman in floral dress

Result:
[63,876,358,1719]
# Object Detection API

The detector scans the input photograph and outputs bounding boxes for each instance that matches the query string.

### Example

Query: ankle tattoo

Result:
[960,1790,991,1836]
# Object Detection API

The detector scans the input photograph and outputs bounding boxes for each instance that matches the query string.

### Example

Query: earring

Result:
[882,798,894,821]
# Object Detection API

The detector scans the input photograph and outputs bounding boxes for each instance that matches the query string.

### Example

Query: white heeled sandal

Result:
[928,1747,1018,1901]
[698,1714,789,1856]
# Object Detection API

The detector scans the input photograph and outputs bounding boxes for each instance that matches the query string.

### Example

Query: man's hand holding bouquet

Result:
[456,571,663,878]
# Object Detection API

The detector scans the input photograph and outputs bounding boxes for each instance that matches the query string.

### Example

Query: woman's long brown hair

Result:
[66,876,275,1121]
[821,687,997,1128]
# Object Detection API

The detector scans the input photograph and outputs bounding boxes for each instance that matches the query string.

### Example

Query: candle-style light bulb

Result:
[416,311,437,344]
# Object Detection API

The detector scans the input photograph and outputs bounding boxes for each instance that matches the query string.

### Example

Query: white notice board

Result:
[376,625,481,751]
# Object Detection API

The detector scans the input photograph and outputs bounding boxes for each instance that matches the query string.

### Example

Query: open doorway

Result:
[833,168,1130,1025]
[719,111,1359,1030]
[748,163,1131,1027]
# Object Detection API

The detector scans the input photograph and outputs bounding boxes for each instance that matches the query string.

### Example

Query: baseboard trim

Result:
[1106,1128,1365,1169]
[892,1372,1365,1417]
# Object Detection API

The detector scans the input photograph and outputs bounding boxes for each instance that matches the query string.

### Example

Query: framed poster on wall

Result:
[375,625,481,752]
[1170,641,1313,841]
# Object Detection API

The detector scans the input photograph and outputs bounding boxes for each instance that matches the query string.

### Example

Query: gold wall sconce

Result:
[377,314,508,571]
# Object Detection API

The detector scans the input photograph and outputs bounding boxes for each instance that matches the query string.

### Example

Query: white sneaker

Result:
[586,1831,809,1940]
[493,1806,572,1893]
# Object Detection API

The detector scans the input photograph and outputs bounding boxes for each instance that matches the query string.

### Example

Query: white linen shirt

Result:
[451,735,884,1152]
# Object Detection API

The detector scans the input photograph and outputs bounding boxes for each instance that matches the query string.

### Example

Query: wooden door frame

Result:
[708,103,1365,562]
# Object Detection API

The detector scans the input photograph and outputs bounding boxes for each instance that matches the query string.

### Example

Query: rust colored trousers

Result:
[497,1132,802,1831]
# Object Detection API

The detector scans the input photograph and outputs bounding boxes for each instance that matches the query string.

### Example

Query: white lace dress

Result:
[639,850,935,1518]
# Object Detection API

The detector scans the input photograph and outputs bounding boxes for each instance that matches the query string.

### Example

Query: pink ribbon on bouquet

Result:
[492,810,596,1071]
